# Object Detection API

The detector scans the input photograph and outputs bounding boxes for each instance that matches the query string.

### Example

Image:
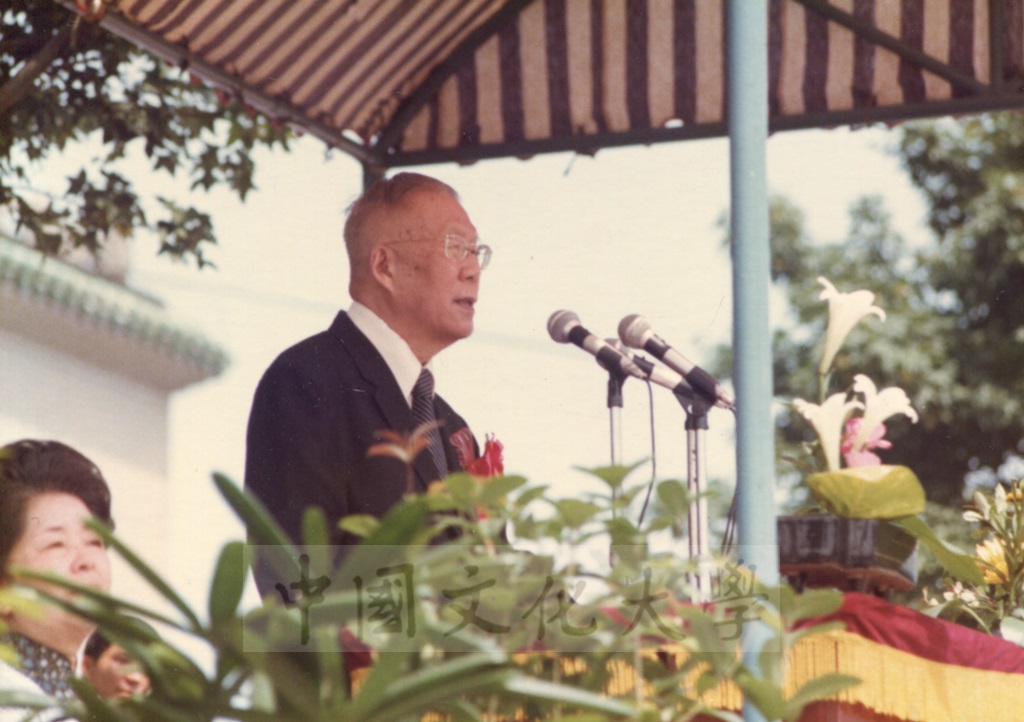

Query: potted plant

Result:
[779,278,982,593]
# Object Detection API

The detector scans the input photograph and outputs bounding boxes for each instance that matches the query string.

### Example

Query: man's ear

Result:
[81,656,96,676]
[369,245,397,292]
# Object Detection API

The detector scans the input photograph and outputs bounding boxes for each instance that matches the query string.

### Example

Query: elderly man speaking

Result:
[244,172,491,564]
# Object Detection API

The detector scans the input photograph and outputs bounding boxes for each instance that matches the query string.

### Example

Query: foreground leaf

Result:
[890,516,984,585]
[806,465,926,519]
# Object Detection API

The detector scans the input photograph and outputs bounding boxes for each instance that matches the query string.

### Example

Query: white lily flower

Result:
[817,277,886,376]
[794,392,864,472]
[850,374,919,449]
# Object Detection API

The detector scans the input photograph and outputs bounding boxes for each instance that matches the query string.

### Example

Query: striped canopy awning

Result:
[65,0,1024,172]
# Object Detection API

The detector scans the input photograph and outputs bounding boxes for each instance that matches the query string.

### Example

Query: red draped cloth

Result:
[801,592,1024,675]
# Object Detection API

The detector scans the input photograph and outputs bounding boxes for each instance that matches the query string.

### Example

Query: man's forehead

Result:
[383,188,474,236]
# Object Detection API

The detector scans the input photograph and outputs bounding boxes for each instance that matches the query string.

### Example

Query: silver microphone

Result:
[618,314,735,410]
[548,310,646,381]
[608,339,694,399]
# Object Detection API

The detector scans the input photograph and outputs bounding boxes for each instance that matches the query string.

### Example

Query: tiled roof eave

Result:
[0,236,228,378]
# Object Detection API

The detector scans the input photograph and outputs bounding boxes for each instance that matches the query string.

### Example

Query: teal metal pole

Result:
[727,2,779,720]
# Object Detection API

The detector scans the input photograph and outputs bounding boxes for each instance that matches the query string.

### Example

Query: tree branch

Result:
[0,23,73,117]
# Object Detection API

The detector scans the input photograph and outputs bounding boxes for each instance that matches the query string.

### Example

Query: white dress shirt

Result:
[347,301,428,407]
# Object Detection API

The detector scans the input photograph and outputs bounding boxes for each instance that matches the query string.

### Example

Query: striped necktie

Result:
[411,368,448,480]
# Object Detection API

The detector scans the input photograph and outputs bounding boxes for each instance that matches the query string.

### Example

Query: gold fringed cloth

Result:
[681,628,1024,722]
[696,592,1024,722]
[786,629,1023,722]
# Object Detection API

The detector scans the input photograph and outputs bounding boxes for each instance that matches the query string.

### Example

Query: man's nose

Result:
[459,256,480,280]
[125,671,150,692]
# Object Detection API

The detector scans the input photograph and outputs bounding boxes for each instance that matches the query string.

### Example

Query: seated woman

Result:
[0,439,114,715]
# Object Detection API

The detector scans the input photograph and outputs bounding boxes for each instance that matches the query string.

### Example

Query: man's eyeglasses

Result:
[443,234,492,270]
[387,234,492,270]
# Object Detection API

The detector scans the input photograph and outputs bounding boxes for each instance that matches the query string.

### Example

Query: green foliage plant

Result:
[0,457,858,722]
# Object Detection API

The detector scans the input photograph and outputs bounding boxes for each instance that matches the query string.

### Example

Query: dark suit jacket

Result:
[244,311,475,552]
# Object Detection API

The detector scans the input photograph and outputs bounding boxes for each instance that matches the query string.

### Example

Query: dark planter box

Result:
[777,515,917,594]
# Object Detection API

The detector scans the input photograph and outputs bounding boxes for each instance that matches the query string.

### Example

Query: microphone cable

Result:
[635,377,658,529]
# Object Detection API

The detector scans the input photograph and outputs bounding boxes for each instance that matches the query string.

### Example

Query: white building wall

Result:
[0,236,225,620]
[0,327,173,610]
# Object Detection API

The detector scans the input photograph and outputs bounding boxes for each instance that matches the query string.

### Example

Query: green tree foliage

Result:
[900,114,1024,483]
[742,112,1024,507]
[0,1,291,266]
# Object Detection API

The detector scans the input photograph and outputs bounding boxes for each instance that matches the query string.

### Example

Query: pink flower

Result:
[841,417,891,467]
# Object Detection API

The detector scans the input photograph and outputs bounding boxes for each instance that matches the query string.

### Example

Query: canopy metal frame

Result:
[57,0,1024,173]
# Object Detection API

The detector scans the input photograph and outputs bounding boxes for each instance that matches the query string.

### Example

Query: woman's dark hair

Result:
[0,439,114,575]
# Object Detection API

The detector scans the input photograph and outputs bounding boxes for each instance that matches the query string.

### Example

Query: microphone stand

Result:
[607,370,625,469]
[606,371,627,568]
[675,391,712,600]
